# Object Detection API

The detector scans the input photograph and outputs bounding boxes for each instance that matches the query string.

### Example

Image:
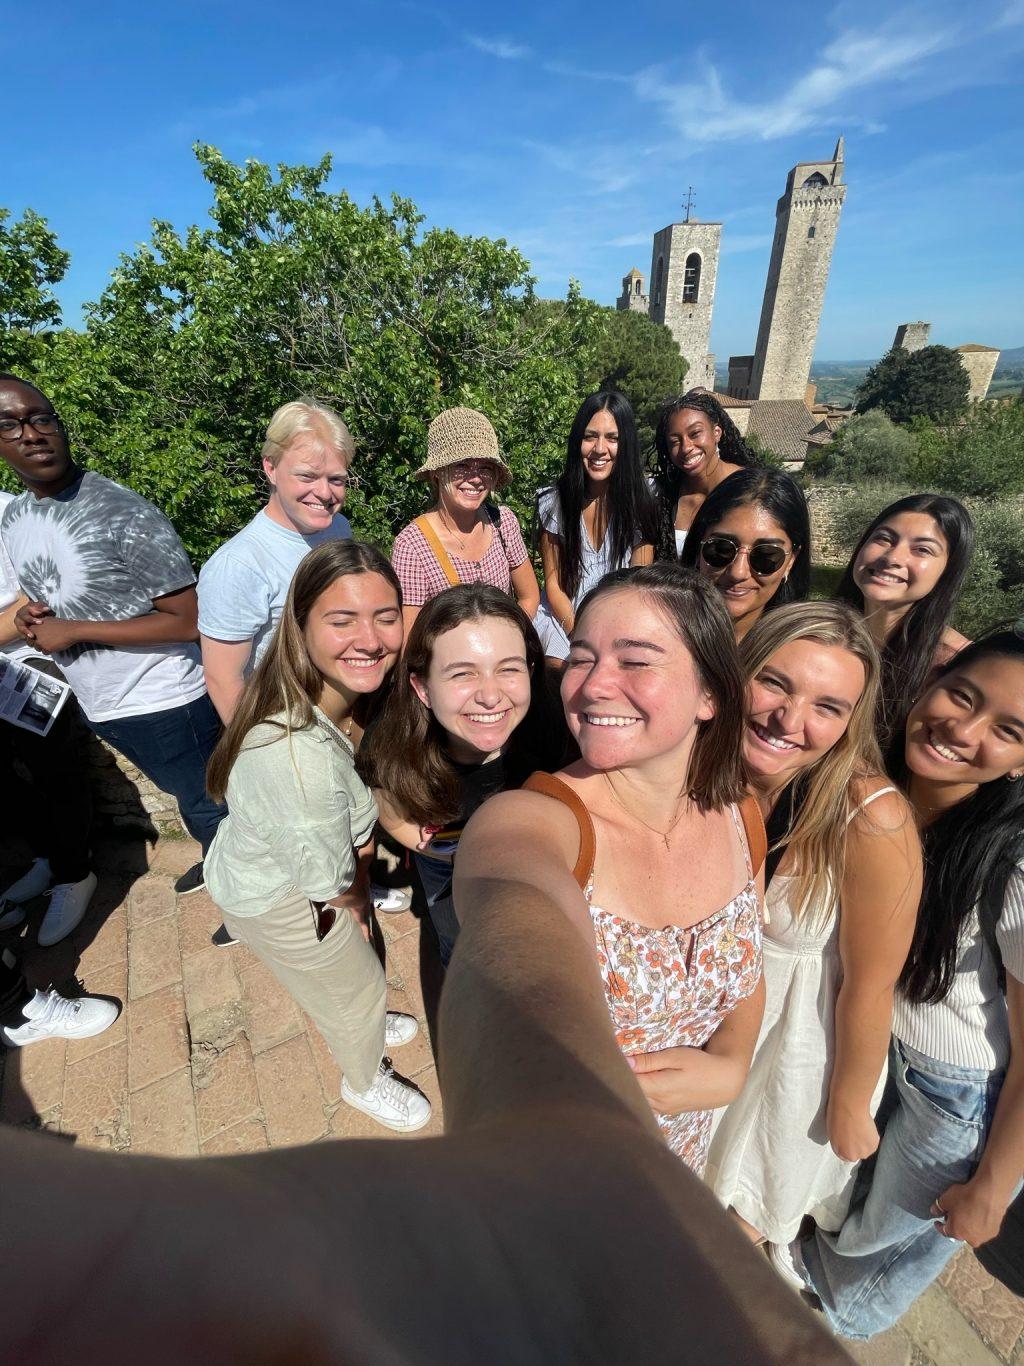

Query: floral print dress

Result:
[588,805,763,1175]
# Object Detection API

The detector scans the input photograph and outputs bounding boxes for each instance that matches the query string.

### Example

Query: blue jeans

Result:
[413,852,460,968]
[88,693,227,855]
[800,1039,1005,1340]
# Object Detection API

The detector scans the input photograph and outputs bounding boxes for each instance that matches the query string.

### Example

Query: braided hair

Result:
[651,390,757,562]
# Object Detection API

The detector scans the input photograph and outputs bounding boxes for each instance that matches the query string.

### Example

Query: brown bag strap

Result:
[522,771,596,892]
[414,515,461,588]
[738,794,767,877]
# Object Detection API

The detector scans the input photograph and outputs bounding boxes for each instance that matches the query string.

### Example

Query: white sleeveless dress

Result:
[705,787,895,1244]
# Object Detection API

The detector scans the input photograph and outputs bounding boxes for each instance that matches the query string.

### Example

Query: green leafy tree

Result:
[908,399,1024,498]
[583,306,688,453]
[10,146,597,562]
[855,344,969,426]
[805,409,916,483]
[0,207,70,372]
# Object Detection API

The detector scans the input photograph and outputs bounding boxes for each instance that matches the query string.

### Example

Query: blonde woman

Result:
[204,541,430,1133]
[391,407,540,633]
[706,602,922,1248]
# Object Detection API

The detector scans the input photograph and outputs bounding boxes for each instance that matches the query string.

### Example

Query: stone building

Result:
[648,217,721,390]
[731,138,847,401]
[616,268,648,313]
[956,344,1001,400]
[893,321,931,353]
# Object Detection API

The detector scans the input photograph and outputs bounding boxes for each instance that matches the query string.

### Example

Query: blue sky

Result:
[9,0,1024,361]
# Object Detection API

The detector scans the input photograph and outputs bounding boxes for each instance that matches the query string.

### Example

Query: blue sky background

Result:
[9,0,1024,362]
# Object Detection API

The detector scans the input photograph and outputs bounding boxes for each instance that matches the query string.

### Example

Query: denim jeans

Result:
[88,693,226,854]
[413,852,460,968]
[800,1038,1005,1340]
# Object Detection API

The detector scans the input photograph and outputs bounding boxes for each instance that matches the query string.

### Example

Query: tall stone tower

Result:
[648,212,721,391]
[746,138,846,401]
[893,321,931,353]
[616,268,648,313]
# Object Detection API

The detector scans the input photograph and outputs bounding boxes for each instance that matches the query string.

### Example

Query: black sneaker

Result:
[211,923,238,948]
[174,862,205,896]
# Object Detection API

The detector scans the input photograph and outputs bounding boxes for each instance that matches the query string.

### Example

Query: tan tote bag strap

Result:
[522,772,596,891]
[738,794,767,877]
[414,515,461,588]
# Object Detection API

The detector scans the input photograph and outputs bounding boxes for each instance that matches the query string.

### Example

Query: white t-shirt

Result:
[893,861,1024,1071]
[0,472,208,723]
[197,507,351,670]
[0,491,36,664]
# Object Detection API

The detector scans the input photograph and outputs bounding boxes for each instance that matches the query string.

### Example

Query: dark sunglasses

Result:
[699,534,790,577]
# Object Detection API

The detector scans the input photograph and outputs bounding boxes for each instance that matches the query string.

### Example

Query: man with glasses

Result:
[0,374,225,923]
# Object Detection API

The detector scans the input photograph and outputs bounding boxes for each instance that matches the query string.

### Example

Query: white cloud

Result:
[465,34,532,60]
[993,0,1024,25]
[634,17,958,143]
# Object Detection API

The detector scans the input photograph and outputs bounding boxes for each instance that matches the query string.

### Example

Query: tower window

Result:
[635,278,641,295]
[802,172,828,188]
[682,251,701,303]
[807,225,816,239]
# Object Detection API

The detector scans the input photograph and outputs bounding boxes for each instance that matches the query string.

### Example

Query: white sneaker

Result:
[2,988,120,1047]
[385,1011,419,1048]
[37,872,98,947]
[372,885,412,914]
[341,1059,432,1133]
[0,859,53,928]
[767,1239,808,1293]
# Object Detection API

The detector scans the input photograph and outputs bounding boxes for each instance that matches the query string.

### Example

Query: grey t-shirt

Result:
[0,472,206,723]
[198,508,351,670]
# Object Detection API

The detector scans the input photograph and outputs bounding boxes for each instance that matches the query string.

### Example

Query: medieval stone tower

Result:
[893,321,931,353]
[648,214,721,390]
[616,268,648,313]
[744,138,846,401]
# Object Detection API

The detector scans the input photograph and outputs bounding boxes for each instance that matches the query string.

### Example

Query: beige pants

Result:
[223,889,386,1094]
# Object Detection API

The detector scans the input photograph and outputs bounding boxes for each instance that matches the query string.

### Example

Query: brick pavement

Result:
[1,831,1022,1363]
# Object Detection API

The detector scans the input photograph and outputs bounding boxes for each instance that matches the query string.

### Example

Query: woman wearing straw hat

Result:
[391,407,540,632]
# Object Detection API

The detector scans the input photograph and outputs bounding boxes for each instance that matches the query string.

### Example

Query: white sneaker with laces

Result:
[37,872,98,947]
[2,988,120,1047]
[372,885,412,914]
[0,859,53,929]
[767,1239,809,1293]
[341,1059,432,1133]
[385,1011,419,1048]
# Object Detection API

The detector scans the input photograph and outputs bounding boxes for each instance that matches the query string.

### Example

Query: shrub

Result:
[805,410,916,483]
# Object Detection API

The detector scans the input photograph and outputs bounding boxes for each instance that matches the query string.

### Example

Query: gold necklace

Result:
[602,774,689,851]
[438,505,478,551]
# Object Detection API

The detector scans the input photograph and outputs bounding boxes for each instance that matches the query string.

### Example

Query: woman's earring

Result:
[1008,773,1022,783]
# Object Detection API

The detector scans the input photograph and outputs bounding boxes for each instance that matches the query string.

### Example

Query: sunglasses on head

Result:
[699,534,790,577]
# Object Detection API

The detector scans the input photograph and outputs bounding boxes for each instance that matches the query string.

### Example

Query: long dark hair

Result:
[208,541,401,802]
[679,467,811,610]
[572,562,747,813]
[898,631,1024,1004]
[358,583,568,826]
[835,494,974,756]
[538,391,656,601]
[651,389,757,562]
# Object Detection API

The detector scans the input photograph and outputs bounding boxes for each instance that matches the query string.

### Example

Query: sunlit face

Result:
[579,407,619,485]
[853,512,949,613]
[744,638,866,787]
[563,588,714,772]
[905,656,1024,789]
[264,435,351,535]
[411,616,532,761]
[436,460,499,515]
[665,407,722,479]
[0,381,73,488]
[304,572,403,700]
[697,504,798,637]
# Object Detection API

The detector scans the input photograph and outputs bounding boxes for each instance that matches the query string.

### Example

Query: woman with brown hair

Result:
[454,562,767,1174]
[359,582,566,966]
[204,540,430,1133]
[706,602,921,1251]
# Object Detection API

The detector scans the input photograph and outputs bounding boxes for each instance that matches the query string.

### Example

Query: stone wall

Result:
[84,730,186,838]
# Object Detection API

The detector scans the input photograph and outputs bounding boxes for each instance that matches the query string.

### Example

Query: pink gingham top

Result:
[391,505,529,606]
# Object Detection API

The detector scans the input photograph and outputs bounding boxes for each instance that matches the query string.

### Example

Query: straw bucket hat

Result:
[413,407,513,489]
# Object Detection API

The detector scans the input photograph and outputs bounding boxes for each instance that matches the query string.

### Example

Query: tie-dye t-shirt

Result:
[0,472,207,722]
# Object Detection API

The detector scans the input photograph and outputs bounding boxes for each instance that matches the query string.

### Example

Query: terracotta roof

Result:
[956,344,999,353]
[745,400,818,462]
[709,390,752,409]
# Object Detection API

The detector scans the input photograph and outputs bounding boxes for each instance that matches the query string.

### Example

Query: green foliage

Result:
[743,432,786,470]
[0,207,70,373]
[855,344,969,426]
[5,145,598,563]
[805,409,916,483]
[583,306,687,453]
[831,483,1024,639]
[908,400,1024,498]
